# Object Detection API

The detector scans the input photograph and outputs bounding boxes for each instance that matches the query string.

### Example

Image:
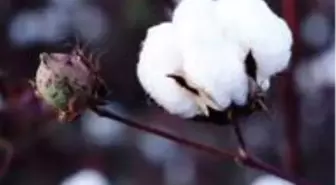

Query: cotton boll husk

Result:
[215,0,293,90]
[173,0,249,107]
[137,23,200,118]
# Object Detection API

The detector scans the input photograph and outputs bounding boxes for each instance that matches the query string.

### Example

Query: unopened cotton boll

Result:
[172,0,249,108]
[136,23,201,118]
[215,0,293,90]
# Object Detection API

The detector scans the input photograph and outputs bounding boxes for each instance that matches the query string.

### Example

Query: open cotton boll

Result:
[172,0,249,107]
[215,0,293,91]
[136,23,200,118]
[247,0,293,90]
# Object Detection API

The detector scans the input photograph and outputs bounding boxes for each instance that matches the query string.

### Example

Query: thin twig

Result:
[231,118,247,152]
[91,106,318,185]
[91,106,236,159]
[229,116,316,185]
[256,99,275,124]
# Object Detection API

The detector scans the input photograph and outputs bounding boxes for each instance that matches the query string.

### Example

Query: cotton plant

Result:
[137,0,293,122]
[0,1,318,184]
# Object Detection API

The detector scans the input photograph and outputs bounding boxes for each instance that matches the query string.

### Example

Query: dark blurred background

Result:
[0,0,334,185]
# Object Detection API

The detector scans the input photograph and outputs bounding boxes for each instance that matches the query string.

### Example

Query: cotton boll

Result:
[181,41,249,107]
[215,0,293,91]
[137,23,200,118]
[173,0,249,107]
[249,17,293,90]
[242,0,292,90]
[215,0,253,42]
[228,0,293,77]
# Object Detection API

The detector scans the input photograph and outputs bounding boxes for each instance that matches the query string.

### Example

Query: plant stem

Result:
[281,0,302,175]
[231,118,247,152]
[229,117,315,185]
[91,106,318,185]
[91,106,236,159]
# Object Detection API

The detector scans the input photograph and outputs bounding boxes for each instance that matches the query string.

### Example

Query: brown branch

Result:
[91,106,318,185]
[229,117,316,185]
[281,0,302,175]
[91,106,236,159]
[231,118,247,152]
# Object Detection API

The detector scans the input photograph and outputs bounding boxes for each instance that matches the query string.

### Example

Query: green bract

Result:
[41,78,74,110]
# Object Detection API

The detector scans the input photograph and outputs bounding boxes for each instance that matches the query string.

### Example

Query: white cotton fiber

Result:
[136,0,293,119]
[216,0,293,90]
[136,23,200,118]
[172,0,249,108]
[247,0,292,90]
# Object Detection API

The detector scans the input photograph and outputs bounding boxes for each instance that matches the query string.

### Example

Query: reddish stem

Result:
[231,118,247,151]
[281,0,302,175]
[92,107,318,185]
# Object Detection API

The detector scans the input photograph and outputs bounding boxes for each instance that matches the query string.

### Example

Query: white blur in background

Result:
[9,0,108,46]
[244,121,273,150]
[80,103,129,147]
[61,169,111,185]
[136,132,180,166]
[301,12,331,48]
[250,175,294,185]
[292,5,335,155]
[295,45,335,97]
[9,8,69,45]
[163,149,196,185]
[135,131,196,185]
[296,7,334,97]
